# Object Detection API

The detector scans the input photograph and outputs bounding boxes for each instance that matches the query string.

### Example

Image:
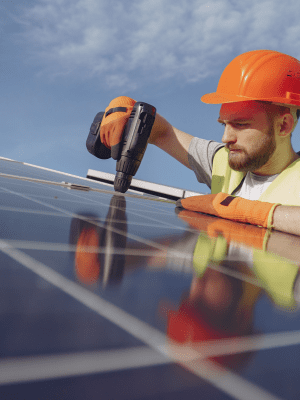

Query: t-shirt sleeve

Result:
[188,137,224,189]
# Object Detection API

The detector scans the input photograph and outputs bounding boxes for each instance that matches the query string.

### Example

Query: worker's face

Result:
[219,102,276,173]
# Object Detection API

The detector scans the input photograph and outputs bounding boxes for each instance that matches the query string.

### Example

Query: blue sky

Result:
[2,0,300,194]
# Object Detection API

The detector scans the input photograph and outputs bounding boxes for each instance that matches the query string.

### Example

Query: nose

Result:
[221,124,237,145]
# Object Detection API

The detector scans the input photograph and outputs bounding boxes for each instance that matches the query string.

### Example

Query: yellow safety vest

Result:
[192,233,298,310]
[211,147,300,205]
[253,250,298,310]
[193,149,300,309]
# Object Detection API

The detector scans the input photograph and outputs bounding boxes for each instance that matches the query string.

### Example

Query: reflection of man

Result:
[158,215,300,371]
[95,50,300,235]
[178,212,300,310]
[166,263,261,371]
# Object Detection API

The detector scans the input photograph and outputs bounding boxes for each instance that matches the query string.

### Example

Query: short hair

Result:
[257,101,299,133]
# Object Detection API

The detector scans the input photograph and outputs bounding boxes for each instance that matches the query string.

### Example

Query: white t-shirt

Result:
[188,137,279,199]
[233,172,279,201]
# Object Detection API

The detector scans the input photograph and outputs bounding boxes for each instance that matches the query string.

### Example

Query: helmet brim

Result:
[201,92,300,106]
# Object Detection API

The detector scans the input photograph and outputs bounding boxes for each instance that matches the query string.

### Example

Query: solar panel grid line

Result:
[0,240,168,257]
[0,186,271,287]
[43,187,176,223]
[0,188,281,266]
[0,172,175,203]
[0,160,126,199]
[0,347,170,386]
[0,175,180,221]
[0,186,176,252]
[25,180,208,239]
[0,202,183,231]
[0,189,200,291]
[0,173,181,220]
[0,205,67,217]
[0,184,214,280]
[3,184,283,294]
[0,241,283,400]
[0,191,111,207]
[175,330,300,358]
[0,193,177,225]
[38,194,176,216]
[0,293,299,386]
[0,158,201,200]
[185,359,283,400]
[0,237,276,285]
[0,242,167,349]
[0,236,288,290]
[29,176,178,215]
[118,197,177,214]
[5,164,189,202]
[0,158,115,188]
[0,172,81,188]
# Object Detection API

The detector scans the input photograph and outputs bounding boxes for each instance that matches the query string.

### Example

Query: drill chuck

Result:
[114,172,132,193]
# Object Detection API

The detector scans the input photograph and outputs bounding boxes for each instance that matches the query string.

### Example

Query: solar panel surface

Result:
[0,157,299,400]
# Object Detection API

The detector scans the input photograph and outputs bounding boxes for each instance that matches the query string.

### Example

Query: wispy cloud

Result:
[16,0,300,87]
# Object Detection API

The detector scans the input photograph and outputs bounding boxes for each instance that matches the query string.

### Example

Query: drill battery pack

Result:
[86,112,111,159]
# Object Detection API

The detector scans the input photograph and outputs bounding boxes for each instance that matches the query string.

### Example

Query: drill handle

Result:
[120,102,156,161]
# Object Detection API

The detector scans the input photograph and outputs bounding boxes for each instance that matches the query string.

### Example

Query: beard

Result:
[227,126,276,172]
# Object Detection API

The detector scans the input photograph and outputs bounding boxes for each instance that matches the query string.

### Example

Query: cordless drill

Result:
[86,102,156,193]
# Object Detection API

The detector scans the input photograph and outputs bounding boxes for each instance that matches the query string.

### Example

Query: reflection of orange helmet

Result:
[201,50,300,106]
[167,303,233,343]
[167,302,253,370]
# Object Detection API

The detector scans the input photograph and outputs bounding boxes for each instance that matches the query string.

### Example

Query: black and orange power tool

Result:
[86,102,156,193]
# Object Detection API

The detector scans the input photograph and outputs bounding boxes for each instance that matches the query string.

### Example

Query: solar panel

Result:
[0,156,299,399]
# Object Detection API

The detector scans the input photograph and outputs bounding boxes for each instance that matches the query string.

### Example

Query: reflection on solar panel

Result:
[0,156,300,399]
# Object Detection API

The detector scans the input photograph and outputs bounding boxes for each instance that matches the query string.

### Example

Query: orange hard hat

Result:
[201,50,300,106]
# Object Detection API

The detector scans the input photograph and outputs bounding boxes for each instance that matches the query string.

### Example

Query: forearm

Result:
[178,193,300,238]
[272,205,300,236]
[149,113,194,169]
[266,228,300,264]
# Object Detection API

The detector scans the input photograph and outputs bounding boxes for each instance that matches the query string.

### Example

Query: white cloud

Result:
[16,0,300,87]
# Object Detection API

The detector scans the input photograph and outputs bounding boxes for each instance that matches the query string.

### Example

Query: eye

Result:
[235,123,249,127]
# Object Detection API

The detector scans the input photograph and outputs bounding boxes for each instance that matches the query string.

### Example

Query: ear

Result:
[278,112,295,137]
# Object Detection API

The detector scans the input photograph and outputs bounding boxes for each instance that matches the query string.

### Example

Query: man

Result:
[96,49,300,236]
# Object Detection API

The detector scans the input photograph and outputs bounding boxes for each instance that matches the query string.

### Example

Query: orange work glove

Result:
[177,193,280,229]
[206,219,269,250]
[100,96,136,160]
[178,209,269,249]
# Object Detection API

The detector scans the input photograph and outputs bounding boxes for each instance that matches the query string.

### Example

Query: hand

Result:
[177,193,280,229]
[100,96,136,159]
